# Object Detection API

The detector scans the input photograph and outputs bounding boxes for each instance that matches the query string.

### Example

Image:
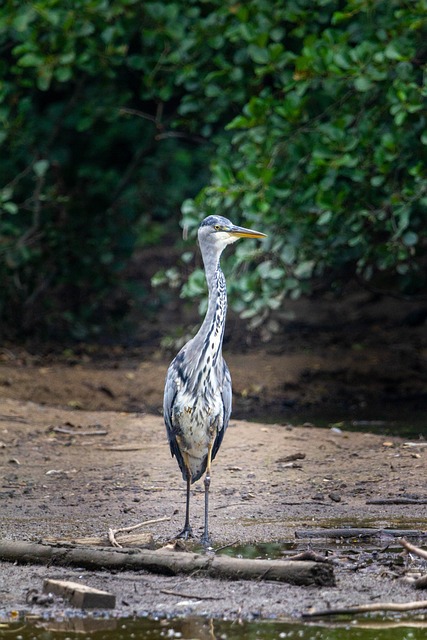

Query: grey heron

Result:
[163,215,266,544]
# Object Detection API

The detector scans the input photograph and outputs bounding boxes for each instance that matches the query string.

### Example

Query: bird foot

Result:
[175,526,194,540]
[200,532,212,548]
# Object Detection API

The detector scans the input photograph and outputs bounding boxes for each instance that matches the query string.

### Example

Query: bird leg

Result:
[201,441,214,547]
[176,472,194,540]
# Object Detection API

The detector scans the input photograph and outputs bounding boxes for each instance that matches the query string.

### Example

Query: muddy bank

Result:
[0,291,426,424]
[0,398,426,619]
[0,290,426,620]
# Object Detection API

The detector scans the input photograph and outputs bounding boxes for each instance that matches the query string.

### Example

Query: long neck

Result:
[192,247,227,365]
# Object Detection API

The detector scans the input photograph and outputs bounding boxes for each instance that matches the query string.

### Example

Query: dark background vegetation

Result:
[0,0,426,341]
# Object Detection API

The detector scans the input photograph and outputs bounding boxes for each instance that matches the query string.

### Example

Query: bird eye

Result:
[214,224,221,231]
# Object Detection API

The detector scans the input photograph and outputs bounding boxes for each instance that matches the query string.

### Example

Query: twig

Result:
[286,550,330,563]
[214,502,244,510]
[402,442,427,448]
[214,540,240,553]
[155,130,206,143]
[119,107,157,124]
[303,600,427,618]
[399,537,427,561]
[52,426,108,436]
[0,415,28,423]
[108,528,121,548]
[43,532,153,549]
[367,498,427,505]
[283,501,334,506]
[276,453,306,463]
[108,516,170,548]
[159,589,220,600]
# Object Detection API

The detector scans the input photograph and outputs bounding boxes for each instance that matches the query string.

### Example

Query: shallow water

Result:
[213,519,427,561]
[253,413,427,440]
[1,615,427,640]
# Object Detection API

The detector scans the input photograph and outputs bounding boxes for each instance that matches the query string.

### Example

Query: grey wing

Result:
[221,360,232,429]
[163,364,184,466]
[212,360,232,461]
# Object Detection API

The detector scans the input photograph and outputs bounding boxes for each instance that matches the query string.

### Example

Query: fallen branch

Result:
[399,537,427,588]
[295,528,425,540]
[303,600,427,618]
[108,516,170,548]
[399,537,427,561]
[44,532,154,549]
[43,517,170,549]
[0,540,335,586]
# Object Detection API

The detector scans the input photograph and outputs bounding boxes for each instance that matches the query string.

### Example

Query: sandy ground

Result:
[0,291,426,621]
[0,396,426,621]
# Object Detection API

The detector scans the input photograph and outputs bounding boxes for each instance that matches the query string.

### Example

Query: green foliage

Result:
[179,0,427,326]
[1,0,426,337]
[0,0,209,337]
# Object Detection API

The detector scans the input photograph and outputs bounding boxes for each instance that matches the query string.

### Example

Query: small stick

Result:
[108,528,121,548]
[286,550,330,563]
[214,540,240,553]
[108,516,170,548]
[402,442,427,448]
[52,426,108,436]
[303,600,427,618]
[282,502,334,507]
[160,589,220,600]
[367,498,427,505]
[399,537,427,561]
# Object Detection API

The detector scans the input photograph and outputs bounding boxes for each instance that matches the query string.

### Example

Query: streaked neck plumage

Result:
[191,238,227,367]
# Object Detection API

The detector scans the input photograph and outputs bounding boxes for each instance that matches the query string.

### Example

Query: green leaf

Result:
[318,210,332,225]
[2,202,18,214]
[384,43,404,61]
[247,44,269,65]
[333,52,351,69]
[402,231,418,247]
[55,66,73,82]
[17,52,43,67]
[354,76,373,92]
[294,260,315,279]
[33,160,49,177]
[370,175,385,187]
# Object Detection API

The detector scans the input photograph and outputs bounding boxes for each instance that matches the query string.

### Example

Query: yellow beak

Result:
[229,224,267,239]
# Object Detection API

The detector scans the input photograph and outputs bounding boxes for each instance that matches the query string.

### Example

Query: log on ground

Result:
[0,540,335,587]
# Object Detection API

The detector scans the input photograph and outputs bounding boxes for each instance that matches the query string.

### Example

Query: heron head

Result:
[198,215,266,251]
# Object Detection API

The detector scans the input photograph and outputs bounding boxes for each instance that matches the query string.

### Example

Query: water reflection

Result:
[1,615,427,640]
